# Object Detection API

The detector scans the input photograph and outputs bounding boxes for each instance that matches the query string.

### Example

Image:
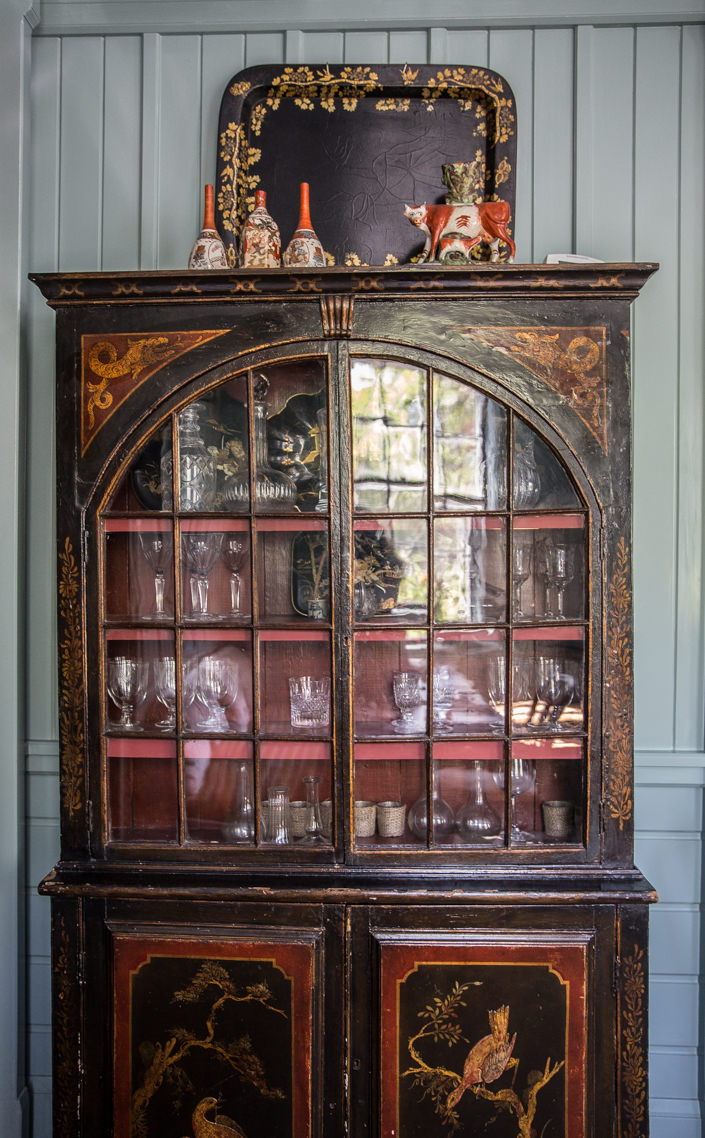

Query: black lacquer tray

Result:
[216,64,517,268]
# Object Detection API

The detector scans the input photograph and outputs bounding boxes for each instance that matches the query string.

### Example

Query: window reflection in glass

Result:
[351,358,427,512]
[433,373,507,510]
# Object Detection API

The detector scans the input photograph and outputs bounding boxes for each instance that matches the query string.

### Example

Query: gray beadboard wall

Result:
[20,3,705,1135]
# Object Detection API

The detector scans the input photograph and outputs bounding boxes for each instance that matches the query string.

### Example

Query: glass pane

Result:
[260,741,333,845]
[513,419,580,511]
[353,519,427,624]
[262,519,330,623]
[184,740,255,844]
[353,742,426,847]
[432,630,506,734]
[354,630,427,737]
[433,740,504,847]
[110,432,169,513]
[532,518,586,621]
[181,631,253,734]
[105,631,173,733]
[258,361,328,514]
[104,520,174,622]
[433,372,507,510]
[434,517,506,624]
[107,739,178,842]
[259,632,331,736]
[351,358,428,512]
[513,738,585,845]
[180,520,251,622]
[512,628,586,735]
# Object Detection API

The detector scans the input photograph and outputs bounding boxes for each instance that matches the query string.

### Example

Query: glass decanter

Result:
[300,774,326,844]
[455,761,501,842]
[408,794,455,842]
[222,761,255,843]
[160,403,217,511]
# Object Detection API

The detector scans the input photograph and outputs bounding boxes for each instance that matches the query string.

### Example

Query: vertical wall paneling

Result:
[388,30,429,65]
[201,35,246,189]
[574,25,595,253]
[428,27,448,63]
[102,36,141,269]
[244,32,285,68]
[293,31,344,64]
[532,28,574,260]
[140,33,161,269]
[674,23,705,752]
[632,25,681,752]
[489,29,534,263]
[157,35,202,268]
[576,25,635,259]
[58,36,104,269]
[443,30,489,68]
[344,31,390,63]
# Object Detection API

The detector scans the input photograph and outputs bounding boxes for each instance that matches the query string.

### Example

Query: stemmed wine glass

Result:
[432,666,455,733]
[492,758,536,840]
[391,671,424,733]
[183,532,223,618]
[487,656,507,732]
[536,655,574,731]
[188,655,238,732]
[512,540,533,620]
[221,536,248,618]
[153,656,176,730]
[107,656,147,731]
[538,540,574,618]
[138,533,171,617]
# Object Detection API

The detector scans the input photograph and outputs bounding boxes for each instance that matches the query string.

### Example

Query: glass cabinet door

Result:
[350,357,589,851]
[101,359,335,850]
[99,351,590,857]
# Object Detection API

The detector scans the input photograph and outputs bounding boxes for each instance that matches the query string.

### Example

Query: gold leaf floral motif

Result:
[58,537,83,819]
[401,64,419,85]
[54,914,80,1133]
[229,79,252,97]
[621,945,647,1137]
[606,537,633,830]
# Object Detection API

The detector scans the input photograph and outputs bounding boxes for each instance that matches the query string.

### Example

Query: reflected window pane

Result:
[351,358,427,512]
[513,419,580,510]
[434,517,506,624]
[433,373,507,510]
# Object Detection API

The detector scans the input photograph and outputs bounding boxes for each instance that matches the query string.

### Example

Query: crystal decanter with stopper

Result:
[227,375,297,511]
[455,761,501,842]
[160,403,217,511]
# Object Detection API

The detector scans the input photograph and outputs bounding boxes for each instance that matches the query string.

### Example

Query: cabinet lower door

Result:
[52,898,343,1138]
[349,905,621,1138]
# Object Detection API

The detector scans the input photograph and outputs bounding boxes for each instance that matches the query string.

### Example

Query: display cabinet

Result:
[35,262,656,1138]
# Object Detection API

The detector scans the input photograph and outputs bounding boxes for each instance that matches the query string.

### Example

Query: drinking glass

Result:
[538,540,574,618]
[221,536,248,617]
[153,655,176,729]
[512,540,532,620]
[107,656,147,730]
[288,676,331,729]
[432,666,454,733]
[391,671,424,733]
[487,656,506,731]
[138,533,171,617]
[183,532,223,618]
[492,758,536,840]
[266,786,291,844]
[536,655,574,730]
[189,656,238,732]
